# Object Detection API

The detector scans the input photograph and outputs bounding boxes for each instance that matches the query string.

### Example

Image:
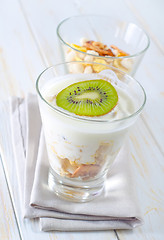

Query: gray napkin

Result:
[10,94,142,231]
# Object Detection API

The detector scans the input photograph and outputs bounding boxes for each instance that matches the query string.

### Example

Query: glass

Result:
[36,62,146,202]
[57,15,150,76]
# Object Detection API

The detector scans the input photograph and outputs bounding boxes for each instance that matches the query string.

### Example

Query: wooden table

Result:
[0,0,163,239]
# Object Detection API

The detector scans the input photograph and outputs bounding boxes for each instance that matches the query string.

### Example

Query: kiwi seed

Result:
[56,79,118,116]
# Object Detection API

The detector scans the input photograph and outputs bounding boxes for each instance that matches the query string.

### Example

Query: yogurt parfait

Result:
[36,62,146,202]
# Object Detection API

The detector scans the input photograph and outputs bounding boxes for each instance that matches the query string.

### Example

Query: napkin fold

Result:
[10,94,142,231]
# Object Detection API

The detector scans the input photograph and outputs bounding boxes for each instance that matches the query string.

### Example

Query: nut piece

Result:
[84,65,93,74]
[86,50,99,56]
[65,50,76,62]
[71,164,100,178]
[69,62,84,73]
[111,45,129,56]
[84,41,115,56]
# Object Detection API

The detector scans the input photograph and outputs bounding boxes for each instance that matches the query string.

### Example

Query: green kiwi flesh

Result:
[56,79,118,116]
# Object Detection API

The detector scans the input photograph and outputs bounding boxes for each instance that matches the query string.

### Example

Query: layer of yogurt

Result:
[42,70,135,121]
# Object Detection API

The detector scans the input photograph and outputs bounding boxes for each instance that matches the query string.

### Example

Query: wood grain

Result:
[117,118,164,240]
[0,155,21,240]
[125,0,164,53]
[0,0,163,239]
[0,0,44,101]
[19,0,164,239]
[0,0,117,239]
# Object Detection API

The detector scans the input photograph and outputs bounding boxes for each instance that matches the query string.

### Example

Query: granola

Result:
[64,38,133,75]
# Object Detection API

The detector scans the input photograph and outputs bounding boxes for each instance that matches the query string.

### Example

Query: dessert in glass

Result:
[36,62,146,202]
[57,15,150,76]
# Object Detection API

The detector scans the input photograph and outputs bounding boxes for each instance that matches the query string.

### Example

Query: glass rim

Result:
[36,61,146,124]
[56,14,150,60]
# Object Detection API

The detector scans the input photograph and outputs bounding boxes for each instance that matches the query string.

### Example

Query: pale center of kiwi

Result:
[56,79,118,116]
[74,91,99,101]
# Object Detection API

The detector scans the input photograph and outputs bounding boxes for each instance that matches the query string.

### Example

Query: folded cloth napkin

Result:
[10,94,142,231]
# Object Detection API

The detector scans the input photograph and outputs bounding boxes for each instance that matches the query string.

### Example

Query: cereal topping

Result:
[110,45,129,57]
[84,41,115,56]
[64,38,133,74]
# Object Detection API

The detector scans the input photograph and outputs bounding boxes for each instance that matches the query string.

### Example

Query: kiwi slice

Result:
[56,79,118,116]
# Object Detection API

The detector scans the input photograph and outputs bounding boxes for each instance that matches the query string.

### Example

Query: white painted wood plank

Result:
[18,0,79,66]
[117,118,164,240]
[0,1,161,239]
[0,156,21,240]
[0,0,60,239]
[125,0,164,53]
[0,1,44,100]
[0,102,118,240]
[18,0,164,240]
[0,0,118,239]
[124,0,164,155]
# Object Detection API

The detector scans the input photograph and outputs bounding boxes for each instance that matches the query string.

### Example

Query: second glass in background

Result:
[57,15,150,76]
